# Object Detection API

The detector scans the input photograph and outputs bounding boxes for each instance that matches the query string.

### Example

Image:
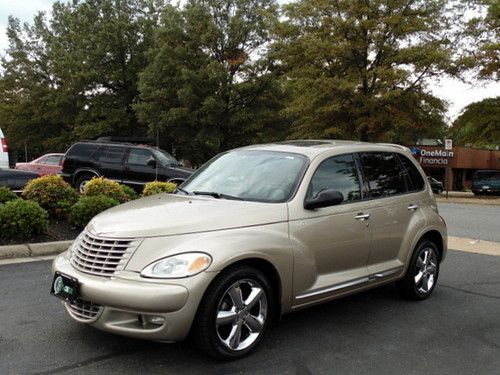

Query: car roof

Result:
[238,140,411,159]
[76,141,153,149]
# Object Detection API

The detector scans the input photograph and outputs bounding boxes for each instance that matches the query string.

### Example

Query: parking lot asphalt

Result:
[1,250,499,375]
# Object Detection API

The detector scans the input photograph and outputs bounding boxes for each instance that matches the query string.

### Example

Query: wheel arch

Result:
[73,168,100,185]
[206,257,283,322]
[416,230,444,262]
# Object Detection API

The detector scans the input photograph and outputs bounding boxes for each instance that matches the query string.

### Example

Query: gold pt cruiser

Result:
[51,140,447,359]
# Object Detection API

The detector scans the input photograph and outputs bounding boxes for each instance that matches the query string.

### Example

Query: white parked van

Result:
[0,128,9,169]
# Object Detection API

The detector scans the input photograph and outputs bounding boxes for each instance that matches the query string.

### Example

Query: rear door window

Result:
[94,146,126,164]
[397,154,425,191]
[360,152,407,198]
[307,153,362,203]
[67,144,100,159]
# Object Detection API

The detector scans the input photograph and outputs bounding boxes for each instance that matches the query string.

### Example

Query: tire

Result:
[192,265,274,360]
[75,173,96,194]
[397,240,440,300]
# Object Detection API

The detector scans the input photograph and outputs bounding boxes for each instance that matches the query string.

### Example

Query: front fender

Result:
[125,222,294,311]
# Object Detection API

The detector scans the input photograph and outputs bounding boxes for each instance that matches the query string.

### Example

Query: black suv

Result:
[61,141,193,192]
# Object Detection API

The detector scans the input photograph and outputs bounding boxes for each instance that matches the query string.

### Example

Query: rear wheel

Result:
[397,240,440,300]
[192,266,273,360]
[75,173,96,193]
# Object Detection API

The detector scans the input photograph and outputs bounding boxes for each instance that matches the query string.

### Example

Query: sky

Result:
[0,0,498,122]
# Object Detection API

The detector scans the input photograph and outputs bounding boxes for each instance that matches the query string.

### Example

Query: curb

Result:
[0,240,73,260]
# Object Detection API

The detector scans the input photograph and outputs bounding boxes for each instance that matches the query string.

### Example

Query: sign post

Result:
[444,139,452,198]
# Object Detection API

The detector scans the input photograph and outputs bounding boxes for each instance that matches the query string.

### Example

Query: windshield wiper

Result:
[175,187,191,195]
[192,191,243,201]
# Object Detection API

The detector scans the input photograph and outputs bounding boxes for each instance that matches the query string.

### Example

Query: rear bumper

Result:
[52,251,217,342]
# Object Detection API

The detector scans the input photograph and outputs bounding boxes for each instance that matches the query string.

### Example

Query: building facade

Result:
[410,145,500,191]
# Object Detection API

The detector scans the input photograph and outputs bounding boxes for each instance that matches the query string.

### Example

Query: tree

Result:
[450,97,500,148]
[135,0,287,163]
[0,0,164,157]
[273,0,470,143]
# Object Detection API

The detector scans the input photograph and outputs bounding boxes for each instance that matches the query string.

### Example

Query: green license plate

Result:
[51,272,79,302]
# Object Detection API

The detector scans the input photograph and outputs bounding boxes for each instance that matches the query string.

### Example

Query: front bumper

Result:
[52,252,218,342]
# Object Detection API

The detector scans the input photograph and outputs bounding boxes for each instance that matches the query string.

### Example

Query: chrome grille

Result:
[65,299,103,323]
[70,231,139,277]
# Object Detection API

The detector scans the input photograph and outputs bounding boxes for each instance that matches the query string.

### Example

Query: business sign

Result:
[445,139,453,150]
[410,147,454,166]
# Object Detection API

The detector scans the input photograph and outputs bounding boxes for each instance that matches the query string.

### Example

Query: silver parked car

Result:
[51,140,447,359]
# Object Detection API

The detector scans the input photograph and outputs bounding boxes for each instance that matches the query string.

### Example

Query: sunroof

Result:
[279,140,333,147]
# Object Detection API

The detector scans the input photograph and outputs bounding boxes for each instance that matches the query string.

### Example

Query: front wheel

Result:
[192,266,273,360]
[397,240,440,300]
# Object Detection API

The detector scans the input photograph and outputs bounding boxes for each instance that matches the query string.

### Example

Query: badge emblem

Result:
[53,276,64,294]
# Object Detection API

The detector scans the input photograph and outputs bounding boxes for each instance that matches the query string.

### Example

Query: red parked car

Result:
[15,153,64,176]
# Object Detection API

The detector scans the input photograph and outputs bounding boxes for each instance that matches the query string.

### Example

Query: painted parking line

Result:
[448,236,500,256]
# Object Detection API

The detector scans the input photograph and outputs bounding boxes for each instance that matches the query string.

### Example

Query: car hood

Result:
[86,193,288,238]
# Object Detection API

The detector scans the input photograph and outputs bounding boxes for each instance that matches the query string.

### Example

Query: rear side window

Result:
[67,144,100,159]
[360,152,407,197]
[43,155,63,165]
[397,154,425,191]
[94,146,126,164]
[307,154,362,203]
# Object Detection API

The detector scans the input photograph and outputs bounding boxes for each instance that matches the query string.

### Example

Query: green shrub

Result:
[22,175,78,218]
[70,195,119,228]
[0,186,18,204]
[142,181,177,197]
[120,184,138,201]
[83,177,129,203]
[0,199,49,238]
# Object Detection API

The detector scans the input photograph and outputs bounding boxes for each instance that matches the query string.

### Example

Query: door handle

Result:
[355,213,370,221]
[407,204,419,211]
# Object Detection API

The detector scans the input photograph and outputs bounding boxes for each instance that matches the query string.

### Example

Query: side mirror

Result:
[304,189,344,210]
[147,158,157,168]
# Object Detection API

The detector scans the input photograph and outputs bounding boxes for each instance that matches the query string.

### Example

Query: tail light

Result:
[1,138,8,153]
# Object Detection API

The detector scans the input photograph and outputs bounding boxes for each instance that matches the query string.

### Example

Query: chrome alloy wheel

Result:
[414,247,438,294]
[216,279,268,351]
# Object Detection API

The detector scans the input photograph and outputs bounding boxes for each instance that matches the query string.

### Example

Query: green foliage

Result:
[0,199,49,238]
[0,0,165,155]
[135,0,287,164]
[70,195,120,228]
[273,0,462,143]
[465,0,500,80]
[142,181,177,196]
[450,97,500,148]
[0,186,18,204]
[22,175,79,218]
[82,177,130,203]
[120,184,139,201]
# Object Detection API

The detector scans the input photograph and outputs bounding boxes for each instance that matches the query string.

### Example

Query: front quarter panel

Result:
[125,223,294,312]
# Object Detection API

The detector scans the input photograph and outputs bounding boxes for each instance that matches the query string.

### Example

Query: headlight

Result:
[140,252,212,279]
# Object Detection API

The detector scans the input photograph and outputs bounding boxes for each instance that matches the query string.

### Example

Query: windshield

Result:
[153,149,181,166]
[180,150,309,203]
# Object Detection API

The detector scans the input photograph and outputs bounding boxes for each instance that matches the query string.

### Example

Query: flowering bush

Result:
[142,181,177,196]
[22,175,78,218]
[82,177,130,203]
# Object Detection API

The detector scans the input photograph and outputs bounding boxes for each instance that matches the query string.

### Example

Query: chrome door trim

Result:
[368,267,403,280]
[295,276,370,300]
[295,266,404,301]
